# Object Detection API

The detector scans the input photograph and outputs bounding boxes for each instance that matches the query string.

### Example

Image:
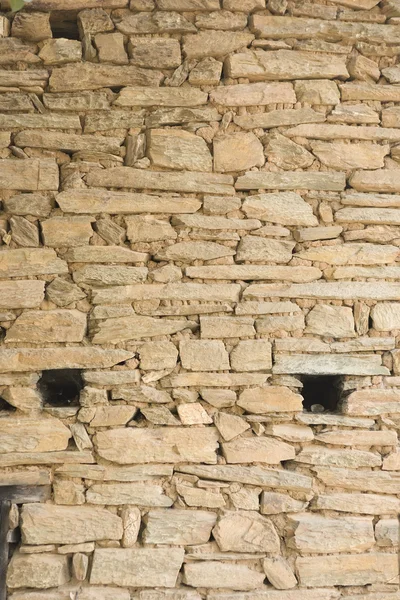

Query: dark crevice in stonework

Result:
[37,369,84,407]
[50,11,80,40]
[0,397,15,412]
[301,375,343,413]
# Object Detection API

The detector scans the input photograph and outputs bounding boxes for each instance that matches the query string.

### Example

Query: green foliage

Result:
[9,0,26,12]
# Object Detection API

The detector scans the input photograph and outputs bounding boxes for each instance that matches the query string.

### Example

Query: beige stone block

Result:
[178,464,312,491]
[0,347,133,372]
[294,79,340,104]
[0,417,70,454]
[236,170,345,191]
[189,57,222,85]
[195,10,247,29]
[54,479,85,505]
[95,427,219,463]
[180,340,229,371]
[87,483,172,506]
[148,129,212,171]
[158,0,220,7]
[186,265,321,283]
[342,388,400,415]
[172,214,260,230]
[336,207,400,225]
[267,424,313,443]
[230,340,272,372]
[226,49,349,81]
[116,11,195,35]
[7,553,69,589]
[314,492,400,515]
[6,310,86,344]
[200,316,255,338]
[0,158,58,191]
[89,406,137,427]
[266,132,314,170]
[223,436,295,464]
[289,514,374,554]
[257,314,305,334]
[350,169,400,192]
[294,447,381,469]
[298,242,398,265]
[85,111,144,132]
[177,484,226,508]
[201,389,236,408]
[86,167,234,194]
[273,354,389,376]
[263,557,297,590]
[0,280,44,309]
[65,247,148,264]
[316,429,397,447]
[183,31,254,59]
[311,141,388,170]
[235,107,324,129]
[244,281,400,301]
[15,131,123,154]
[371,302,400,331]
[90,548,184,587]
[297,553,398,587]
[140,341,178,370]
[238,386,303,413]
[50,62,162,91]
[0,38,39,65]
[57,189,201,215]
[12,11,51,41]
[2,387,42,413]
[156,241,235,262]
[210,82,295,107]
[73,265,147,286]
[214,133,264,172]
[95,32,128,64]
[129,38,181,69]
[165,373,267,387]
[183,562,265,590]
[315,466,400,494]
[260,492,307,515]
[286,123,400,141]
[213,510,279,554]
[376,519,398,547]
[122,506,141,547]
[91,315,194,344]
[237,237,295,263]
[22,504,122,545]
[39,39,82,65]
[41,217,93,247]
[305,304,355,337]
[242,192,317,226]
[144,509,216,545]
[328,103,379,125]
[177,403,213,425]
[214,412,250,441]
[116,86,207,107]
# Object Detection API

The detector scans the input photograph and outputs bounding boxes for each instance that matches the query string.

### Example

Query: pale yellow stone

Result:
[177,484,226,508]
[7,554,69,589]
[183,31,254,59]
[6,310,86,344]
[298,243,398,265]
[294,447,381,469]
[156,241,235,262]
[213,510,279,554]
[144,509,216,545]
[180,340,230,371]
[41,217,94,248]
[91,315,194,344]
[311,141,388,170]
[315,430,397,447]
[214,133,264,172]
[286,123,400,141]
[266,132,314,170]
[177,403,213,425]
[183,562,265,591]
[0,348,133,372]
[210,82,295,107]
[263,557,297,590]
[305,304,355,337]
[273,354,389,376]
[237,237,295,263]
[230,340,272,372]
[148,129,212,172]
[238,387,303,413]
[235,107,324,129]
[0,416,70,454]
[314,492,400,515]
[342,388,400,415]
[39,38,82,65]
[185,266,321,283]
[236,171,345,191]
[261,492,307,515]
[223,436,295,464]
[350,169,400,192]
[87,483,172,506]
[200,316,255,338]
[214,412,250,441]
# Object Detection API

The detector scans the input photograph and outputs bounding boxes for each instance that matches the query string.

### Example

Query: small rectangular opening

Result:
[301,375,342,413]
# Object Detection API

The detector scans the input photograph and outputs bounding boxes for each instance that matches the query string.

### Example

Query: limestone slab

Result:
[244,282,400,300]
[6,310,86,343]
[238,387,303,413]
[237,237,294,263]
[90,548,184,587]
[186,266,322,283]
[223,436,295,464]
[375,519,398,547]
[0,417,71,454]
[15,131,123,154]
[210,82,295,107]
[92,315,194,343]
[180,340,230,371]
[0,158,58,191]
[311,141,388,170]
[0,348,133,372]
[285,123,400,141]
[73,265,148,286]
[236,171,345,191]
[183,562,265,591]
[214,132,264,172]
[298,242,398,265]
[95,427,219,463]
[314,492,400,514]
[93,283,240,304]
[315,467,400,493]
[342,388,400,415]
[294,447,381,469]
[0,280,44,309]
[157,242,235,262]
[235,107,324,130]
[50,63,163,91]
[213,511,279,553]
[148,129,212,172]
[115,87,207,107]
[87,483,173,506]
[21,504,122,545]
[116,12,195,34]
[242,192,317,226]
[273,354,388,375]
[144,509,216,545]
[350,170,400,193]
[7,554,69,589]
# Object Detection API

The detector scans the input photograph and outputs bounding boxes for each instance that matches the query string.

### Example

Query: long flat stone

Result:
[0,158,58,190]
[315,467,400,493]
[273,354,389,375]
[313,493,400,515]
[297,242,398,265]
[0,114,81,130]
[86,168,234,194]
[95,428,219,463]
[21,504,122,545]
[115,87,207,107]
[91,316,195,344]
[162,373,268,387]
[57,190,201,214]
[250,16,399,44]
[0,417,71,454]
[285,123,400,141]
[0,249,67,278]
[50,63,162,91]
[0,348,134,372]
[236,171,345,191]
[208,593,339,600]
[294,447,381,469]
[0,281,44,309]
[7,554,69,589]
[226,50,348,81]
[341,82,400,101]
[90,548,184,587]
[234,108,325,130]
[244,282,400,300]
[65,247,148,263]
[92,283,241,304]
[210,82,295,106]
[185,266,322,282]
[143,509,216,545]
[15,131,124,154]
[336,207,400,225]
[0,451,94,467]
[176,465,313,492]
[350,170,400,193]
[297,554,398,587]
[342,389,400,415]
[86,484,173,507]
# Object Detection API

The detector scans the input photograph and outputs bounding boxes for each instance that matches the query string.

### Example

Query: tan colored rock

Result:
[298,242,398,265]
[0,417,70,454]
[96,427,218,463]
[294,79,340,104]
[92,315,194,344]
[235,107,324,129]
[41,217,93,248]
[261,492,307,515]
[129,38,181,69]
[305,304,355,337]
[73,265,147,286]
[72,553,88,582]
[297,553,398,587]
[376,519,398,547]
[177,484,226,509]
[226,50,349,81]
[148,129,212,172]
[311,141,388,170]
[0,158,58,191]
[144,509,216,545]
[140,341,178,371]
[95,32,128,64]
[93,283,240,304]
[183,31,254,59]
[46,279,87,307]
[177,403,213,425]
[180,340,230,371]
[91,548,184,587]
[116,11,195,35]
[210,82,295,106]
[85,111,144,132]
[183,562,265,591]
[22,504,122,545]
[116,87,207,107]
[328,103,379,125]
[0,69,49,90]
[15,131,123,154]
[267,133,314,171]
[295,447,381,469]
[0,38,39,65]
[77,7,114,35]
[236,171,345,191]
[7,553,69,589]
[238,387,302,413]
[156,241,235,262]
[371,302,400,331]
[0,348,133,372]
[258,315,304,334]
[0,249,67,278]
[315,466,400,493]
[213,510,279,553]
[121,506,141,548]
[167,373,267,388]
[200,316,255,338]
[12,11,51,42]
[50,62,163,91]
[314,492,400,515]
[186,266,321,283]
[263,557,297,590]
[286,123,400,141]
[223,436,295,464]
[6,310,86,344]
[189,57,222,85]
[87,483,172,506]
[243,192,317,226]
[39,38,82,65]
[214,133,264,172]
[172,214,260,230]
[244,281,400,301]
[289,514,374,554]
[214,412,250,441]
[274,354,388,376]
[2,387,42,413]
[342,388,400,415]
[89,406,137,427]
[237,237,295,263]
[230,340,272,372]
[316,429,397,447]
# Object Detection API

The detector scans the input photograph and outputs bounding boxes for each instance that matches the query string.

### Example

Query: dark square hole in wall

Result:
[0,397,15,413]
[301,375,343,412]
[50,11,80,39]
[37,369,83,407]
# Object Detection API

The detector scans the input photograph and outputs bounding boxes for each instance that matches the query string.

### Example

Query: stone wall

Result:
[1,0,400,596]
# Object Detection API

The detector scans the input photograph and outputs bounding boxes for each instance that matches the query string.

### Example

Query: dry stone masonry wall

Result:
[1,0,400,596]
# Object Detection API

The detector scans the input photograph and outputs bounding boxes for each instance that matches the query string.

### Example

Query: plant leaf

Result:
[9,0,25,12]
